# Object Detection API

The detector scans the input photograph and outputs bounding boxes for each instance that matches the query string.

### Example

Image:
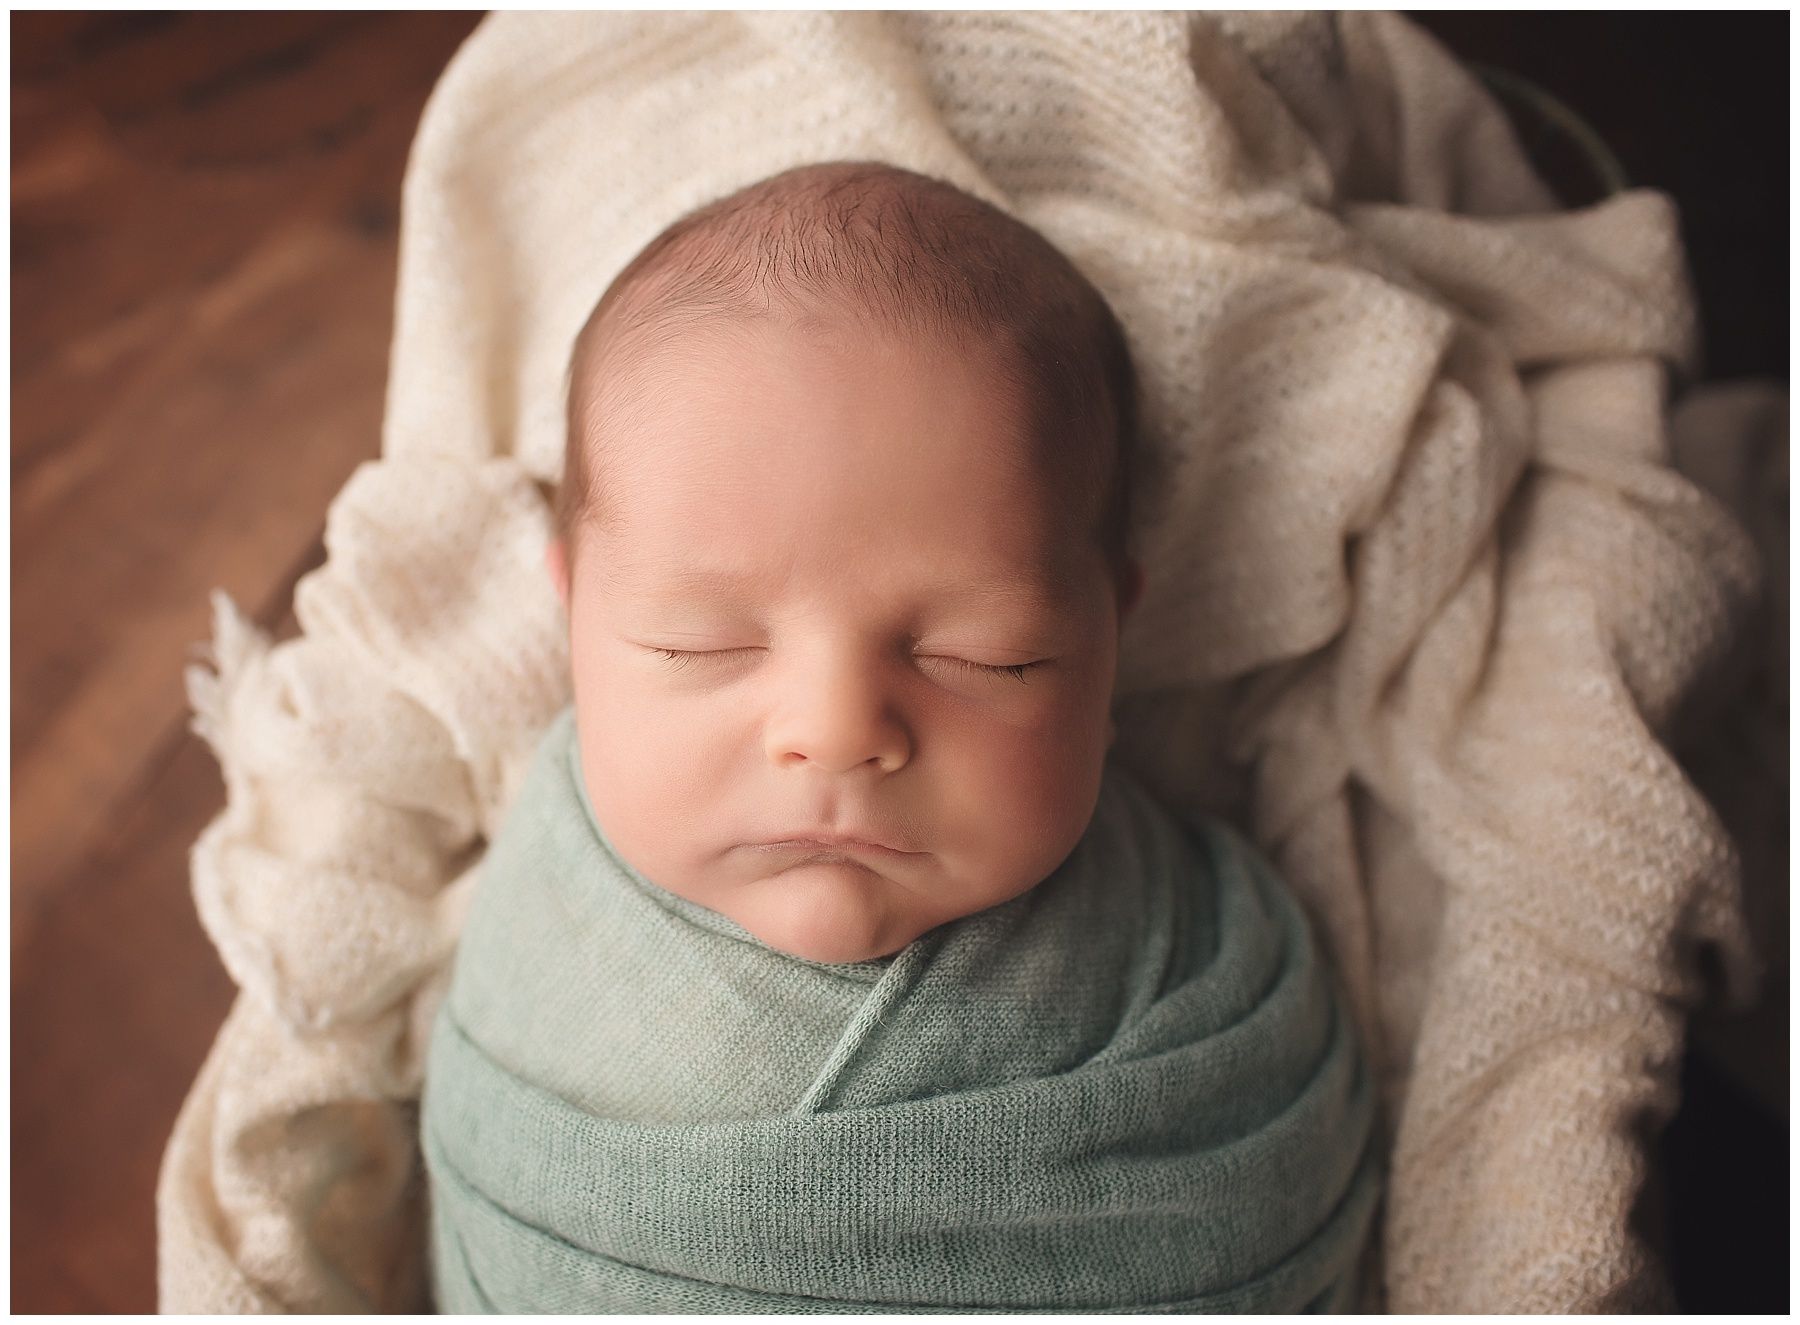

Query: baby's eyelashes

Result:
[917,655,1041,683]
[644,645,758,672]
[637,644,1048,684]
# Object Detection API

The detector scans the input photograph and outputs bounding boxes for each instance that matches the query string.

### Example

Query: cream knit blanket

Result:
[159,11,1763,1314]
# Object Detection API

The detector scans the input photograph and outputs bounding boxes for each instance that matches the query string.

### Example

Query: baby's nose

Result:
[763,654,910,775]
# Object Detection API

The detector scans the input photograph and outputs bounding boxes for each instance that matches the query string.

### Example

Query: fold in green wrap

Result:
[421,707,1380,1313]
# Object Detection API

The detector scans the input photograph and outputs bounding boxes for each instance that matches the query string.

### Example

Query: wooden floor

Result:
[12,13,481,1311]
[10,11,1785,1314]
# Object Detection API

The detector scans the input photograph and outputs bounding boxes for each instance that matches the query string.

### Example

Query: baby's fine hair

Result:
[561,161,1139,581]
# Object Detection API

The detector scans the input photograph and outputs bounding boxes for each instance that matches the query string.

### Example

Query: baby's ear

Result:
[546,537,571,609]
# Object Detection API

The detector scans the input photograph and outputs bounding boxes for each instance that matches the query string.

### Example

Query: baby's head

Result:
[549,161,1145,964]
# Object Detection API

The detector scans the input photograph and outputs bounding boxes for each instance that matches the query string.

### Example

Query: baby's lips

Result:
[746,835,919,861]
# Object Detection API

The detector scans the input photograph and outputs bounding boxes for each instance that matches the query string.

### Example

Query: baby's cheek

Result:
[571,672,717,872]
[953,707,1108,882]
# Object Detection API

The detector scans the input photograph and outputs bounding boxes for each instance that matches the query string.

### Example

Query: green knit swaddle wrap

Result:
[421,708,1380,1312]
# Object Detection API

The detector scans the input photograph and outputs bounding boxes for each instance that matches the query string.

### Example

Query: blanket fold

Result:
[420,709,1379,1313]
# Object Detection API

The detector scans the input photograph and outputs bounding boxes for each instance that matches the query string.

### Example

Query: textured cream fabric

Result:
[158,11,1766,1313]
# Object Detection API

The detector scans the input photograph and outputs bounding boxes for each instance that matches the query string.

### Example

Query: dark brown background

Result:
[11,12,1786,1313]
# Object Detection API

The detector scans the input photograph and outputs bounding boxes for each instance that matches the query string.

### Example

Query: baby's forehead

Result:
[581,353,1086,583]
[610,540,1081,600]
[595,534,1096,636]
[594,303,1050,449]
[563,162,1127,571]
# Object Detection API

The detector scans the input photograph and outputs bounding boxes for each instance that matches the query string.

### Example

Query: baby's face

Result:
[551,314,1137,964]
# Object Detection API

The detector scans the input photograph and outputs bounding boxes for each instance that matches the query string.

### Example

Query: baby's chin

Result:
[726,860,935,965]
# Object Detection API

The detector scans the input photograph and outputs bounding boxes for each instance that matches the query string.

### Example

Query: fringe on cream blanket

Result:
[158,11,1767,1313]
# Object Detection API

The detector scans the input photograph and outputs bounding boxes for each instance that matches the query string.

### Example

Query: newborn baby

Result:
[421,161,1378,1313]
[547,162,1144,969]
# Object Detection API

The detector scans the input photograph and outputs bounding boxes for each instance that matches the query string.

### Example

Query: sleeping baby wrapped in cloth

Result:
[421,708,1380,1312]
[153,11,1774,1315]
[413,125,1387,1313]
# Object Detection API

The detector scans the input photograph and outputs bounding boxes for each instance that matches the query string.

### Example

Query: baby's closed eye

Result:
[641,645,1045,682]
